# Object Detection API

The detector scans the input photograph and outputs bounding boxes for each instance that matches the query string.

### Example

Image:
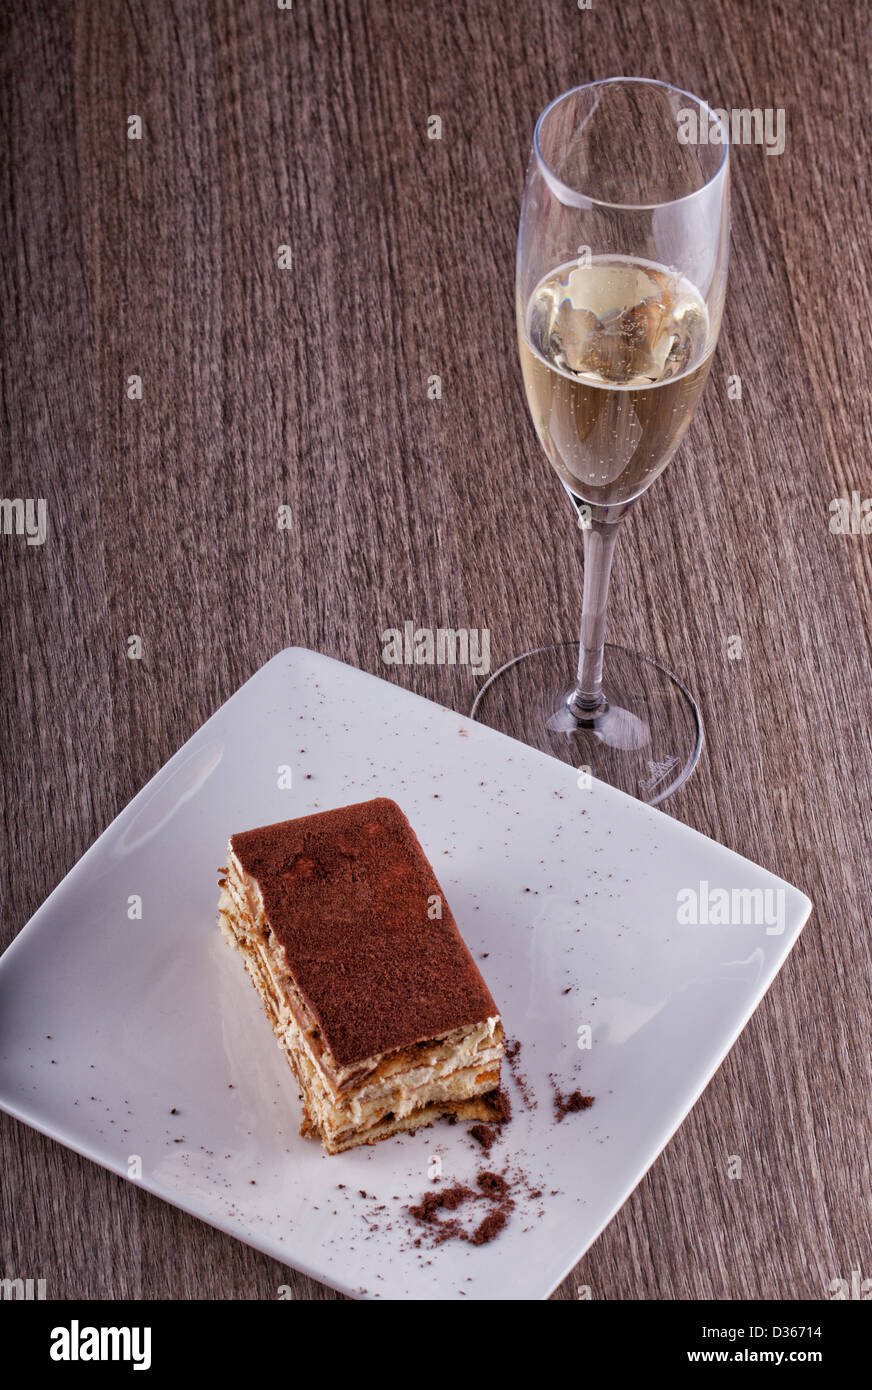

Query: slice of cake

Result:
[217,797,504,1154]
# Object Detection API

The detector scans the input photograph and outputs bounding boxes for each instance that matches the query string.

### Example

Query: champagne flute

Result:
[472,79,729,803]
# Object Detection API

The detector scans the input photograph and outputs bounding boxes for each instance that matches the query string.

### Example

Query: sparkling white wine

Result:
[519,256,713,506]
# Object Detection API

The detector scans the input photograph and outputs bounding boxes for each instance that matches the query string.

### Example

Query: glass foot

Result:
[470,641,703,805]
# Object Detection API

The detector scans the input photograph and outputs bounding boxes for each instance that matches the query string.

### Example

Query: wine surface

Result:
[519,256,713,506]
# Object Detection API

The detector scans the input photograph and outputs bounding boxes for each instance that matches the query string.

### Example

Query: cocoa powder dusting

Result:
[469,1123,497,1153]
[406,1168,516,1249]
[470,1209,508,1246]
[491,1085,512,1122]
[551,1081,595,1122]
[477,1171,509,1199]
[503,1038,536,1110]
[408,1184,473,1224]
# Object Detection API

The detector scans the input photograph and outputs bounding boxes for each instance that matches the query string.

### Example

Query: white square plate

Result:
[0,647,811,1300]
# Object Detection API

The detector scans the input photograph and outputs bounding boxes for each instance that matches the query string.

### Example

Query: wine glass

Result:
[472,78,729,803]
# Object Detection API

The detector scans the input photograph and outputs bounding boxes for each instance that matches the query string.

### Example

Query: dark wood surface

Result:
[2,0,871,1301]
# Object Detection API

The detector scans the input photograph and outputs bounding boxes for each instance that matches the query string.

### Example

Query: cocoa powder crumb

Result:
[503,1039,536,1110]
[470,1123,497,1153]
[552,1086,595,1122]
[477,1171,509,1199]
[491,1086,512,1122]
[408,1184,474,1225]
[440,1185,474,1211]
[470,1210,508,1246]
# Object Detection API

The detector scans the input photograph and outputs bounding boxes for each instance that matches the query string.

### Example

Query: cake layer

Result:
[315,1096,501,1155]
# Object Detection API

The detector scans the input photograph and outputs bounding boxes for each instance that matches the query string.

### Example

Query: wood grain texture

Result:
[2,0,871,1301]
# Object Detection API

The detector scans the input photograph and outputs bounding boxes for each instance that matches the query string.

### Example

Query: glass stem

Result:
[567,514,626,718]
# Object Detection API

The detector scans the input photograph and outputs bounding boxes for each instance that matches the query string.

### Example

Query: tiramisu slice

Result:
[217,798,504,1154]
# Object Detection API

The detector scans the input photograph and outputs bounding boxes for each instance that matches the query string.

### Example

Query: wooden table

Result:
[2,0,870,1301]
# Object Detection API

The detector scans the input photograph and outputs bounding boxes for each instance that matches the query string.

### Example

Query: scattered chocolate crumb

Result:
[440,1185,472,1211]
[408,1184,474,1225]
[470,1209,507,1245]
[477,1171,509,1199]
[170,1107,178,1115]
[405,1161,523,1250]
[552,1081,595,1122]
[490,1086,512,1122]
[431,1218,464,1245]
[503,1039,536,1110]
[470,1123,497,1153]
